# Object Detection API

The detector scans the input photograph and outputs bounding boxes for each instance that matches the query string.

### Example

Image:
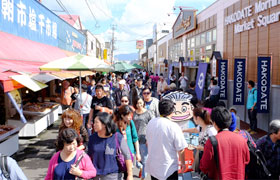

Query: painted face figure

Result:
[163,91,194,122]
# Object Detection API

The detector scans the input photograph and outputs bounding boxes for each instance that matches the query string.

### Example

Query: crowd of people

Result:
[2,70,279,180]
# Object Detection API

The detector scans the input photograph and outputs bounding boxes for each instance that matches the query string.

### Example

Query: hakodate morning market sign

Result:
[225,0,280,34]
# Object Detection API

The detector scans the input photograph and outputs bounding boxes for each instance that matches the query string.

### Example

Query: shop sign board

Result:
[233,58,246,105]
[195,63,208,100]
[136,40,144,49]
[0,0,86,54]
[173,10,196,39]
[257,56,271,113]
[218,60,228,100]
[225,0,280,34]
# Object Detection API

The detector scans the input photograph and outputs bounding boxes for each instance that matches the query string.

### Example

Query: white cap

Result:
[119,79,126,85]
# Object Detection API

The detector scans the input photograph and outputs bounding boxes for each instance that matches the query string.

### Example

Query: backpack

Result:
[0,155,11,180]
[244,131,271,179]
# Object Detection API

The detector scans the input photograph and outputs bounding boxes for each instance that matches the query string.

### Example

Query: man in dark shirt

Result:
[186,81,198,106]
[87,79,96,97]
[87,85,113,130]
[113,79,129,107]
[130,77,144,105]
[256,119,280,179]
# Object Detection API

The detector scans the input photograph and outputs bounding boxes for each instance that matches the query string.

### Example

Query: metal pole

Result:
[0,83,27,123]
[79,71,83,117]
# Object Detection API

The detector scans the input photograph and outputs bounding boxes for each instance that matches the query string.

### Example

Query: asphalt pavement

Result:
[12,118,150,180]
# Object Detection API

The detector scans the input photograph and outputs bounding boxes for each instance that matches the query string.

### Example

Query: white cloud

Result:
[111,0,178,54]
[42,0,113,22]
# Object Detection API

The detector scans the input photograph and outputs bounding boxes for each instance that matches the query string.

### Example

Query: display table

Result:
[7,104,59,137]
[0,126,20,156]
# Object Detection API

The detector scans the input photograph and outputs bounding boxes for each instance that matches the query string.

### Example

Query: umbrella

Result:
[39,54,113,115]
[113,61,136,72]
[31,72,63,83]
[132,63,144,69]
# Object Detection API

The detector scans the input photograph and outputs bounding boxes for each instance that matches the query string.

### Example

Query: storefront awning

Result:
[11,75,48,92]
[0,31,77,92]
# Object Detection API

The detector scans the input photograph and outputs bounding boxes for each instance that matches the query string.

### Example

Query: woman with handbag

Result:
[88,112,133,180]
[45,128,96,180]
[114,105,141,178]
[132,96,154,179]
[183,108,217,171]
[59,109,89,151]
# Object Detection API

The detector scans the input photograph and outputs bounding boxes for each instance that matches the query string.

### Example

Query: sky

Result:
[42,0,217,55]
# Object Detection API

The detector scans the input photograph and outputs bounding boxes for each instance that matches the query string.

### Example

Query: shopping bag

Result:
[178,148,194,174]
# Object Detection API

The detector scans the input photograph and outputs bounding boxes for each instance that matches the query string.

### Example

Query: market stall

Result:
[0,125,21,156]
[7,102,60,137]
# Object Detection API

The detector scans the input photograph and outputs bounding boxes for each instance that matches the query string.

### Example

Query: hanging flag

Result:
[257,56,271,113]
[218,60,228,100]
[233,58,246,105]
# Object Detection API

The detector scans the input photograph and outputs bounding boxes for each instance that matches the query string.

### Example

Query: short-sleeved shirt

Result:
[88,132,131,175]
[196,125,217,146]
[247,88,257,109]
[90,96,113,120]
[146,117,187,179]
[133,110,154,144]
[54,154,76,180]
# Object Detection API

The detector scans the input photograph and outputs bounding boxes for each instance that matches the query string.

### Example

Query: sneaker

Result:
[250,130,257,135]
[247,128,252,132]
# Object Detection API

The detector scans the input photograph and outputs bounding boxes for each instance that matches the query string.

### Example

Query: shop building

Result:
[176,0,280,131]
[0,0,88,155]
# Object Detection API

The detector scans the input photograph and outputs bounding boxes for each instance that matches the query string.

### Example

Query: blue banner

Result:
[218,60,228,100]
[233,58,246,105]
[195,63,208,100]
[257,56,271,113]
[0,0,86,54]
[167,64,173,85]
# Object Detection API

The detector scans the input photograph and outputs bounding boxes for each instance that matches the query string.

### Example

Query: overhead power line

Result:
[84,0,99,24]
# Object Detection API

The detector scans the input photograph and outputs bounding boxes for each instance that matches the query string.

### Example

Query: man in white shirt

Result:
[74,84,92,128]
[179,73,188,91]
[146,99,187,180]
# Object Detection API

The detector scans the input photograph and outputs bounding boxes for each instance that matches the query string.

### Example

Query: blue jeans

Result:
[136,143,148,178]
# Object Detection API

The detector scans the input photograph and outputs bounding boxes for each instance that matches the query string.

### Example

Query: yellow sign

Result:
[103,49,108,60]
[10,89,22,108]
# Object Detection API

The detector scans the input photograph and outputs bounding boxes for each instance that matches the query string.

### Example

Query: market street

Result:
[12,118,151,180]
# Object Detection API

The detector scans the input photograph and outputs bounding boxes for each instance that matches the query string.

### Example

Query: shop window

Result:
[191,38,195,48]
[195,35,200,46]
[201,33,205,45]
[212,29,216,41]
[187,39,191,49]
[206,31,212,43]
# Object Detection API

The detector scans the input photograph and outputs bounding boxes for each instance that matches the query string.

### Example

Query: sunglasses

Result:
[121,100,129,103]
[143,92,151,95]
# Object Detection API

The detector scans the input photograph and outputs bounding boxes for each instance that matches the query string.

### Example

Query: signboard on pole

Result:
[195,63,208,100]
[136,40,144,49]
[218,60,228,100]
[257,56,271,113]
[233,58,246,105]
[103,49,107,60]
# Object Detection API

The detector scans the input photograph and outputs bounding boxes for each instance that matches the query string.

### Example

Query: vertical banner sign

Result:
[218,60,228,100]
[257,57,271,113]
[167,64,173,85]
[195,63,208,100]
[233,58,246,105]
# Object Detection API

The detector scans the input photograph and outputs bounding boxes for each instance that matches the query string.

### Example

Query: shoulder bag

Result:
[115,133,127,172]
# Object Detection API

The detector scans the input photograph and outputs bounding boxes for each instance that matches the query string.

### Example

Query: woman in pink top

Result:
[45,128,96,180]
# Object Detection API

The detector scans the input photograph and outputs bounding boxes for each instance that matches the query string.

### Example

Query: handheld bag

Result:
[178,148,194,174]
[115,133,127,172]
[74,151,86,180]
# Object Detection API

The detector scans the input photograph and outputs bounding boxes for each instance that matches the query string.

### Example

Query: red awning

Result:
[0,31,68,62]
[0,31,75,92]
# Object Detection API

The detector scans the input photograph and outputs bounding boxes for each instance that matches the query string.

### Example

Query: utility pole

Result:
[111,24,117,64]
